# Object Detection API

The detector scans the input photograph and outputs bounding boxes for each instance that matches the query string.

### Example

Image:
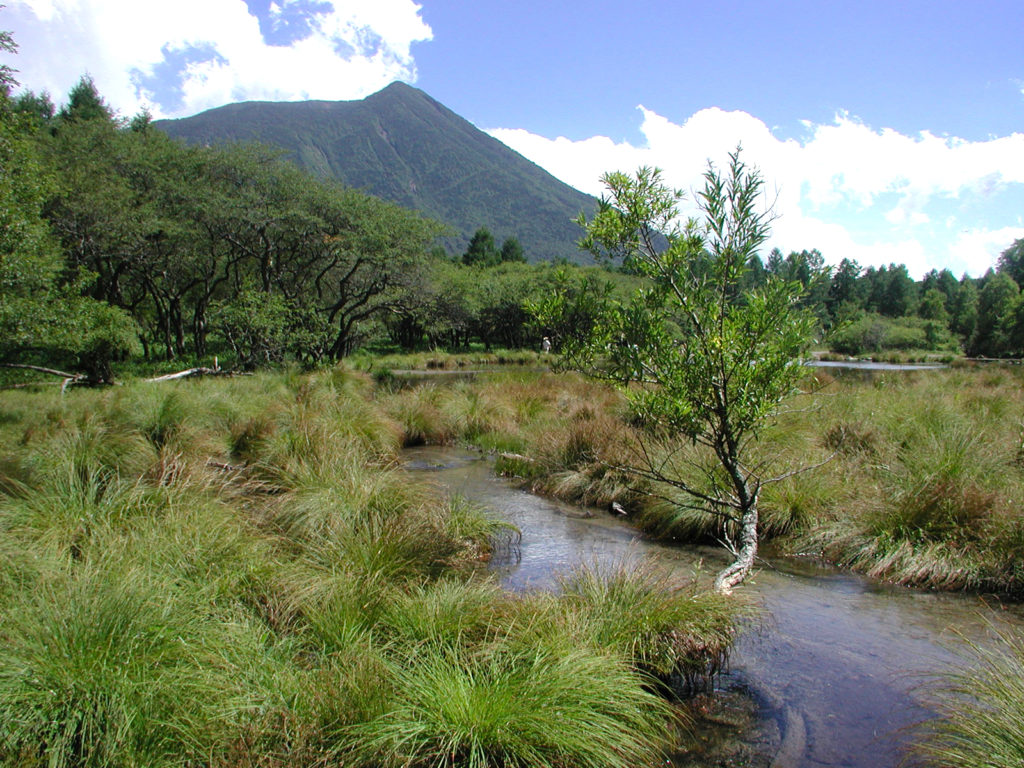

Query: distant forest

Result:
[4,71,1024,382]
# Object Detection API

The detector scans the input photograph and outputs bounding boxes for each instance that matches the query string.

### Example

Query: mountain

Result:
[154,82,598,262]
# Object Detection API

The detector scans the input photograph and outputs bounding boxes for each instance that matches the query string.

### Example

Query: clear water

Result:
[806,360,946,371]
[405,446,1024,768]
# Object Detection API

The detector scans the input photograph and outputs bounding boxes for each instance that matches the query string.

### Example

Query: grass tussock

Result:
[556,559,742,690]
[0,563,233,768]
[354,641,673,768]
[792,368,1024,593]
[913,627,1024,767]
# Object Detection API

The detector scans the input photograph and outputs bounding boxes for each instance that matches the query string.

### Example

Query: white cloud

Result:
[949,226,1024,277]
[4,0,432,117]
[489,107,1024,279]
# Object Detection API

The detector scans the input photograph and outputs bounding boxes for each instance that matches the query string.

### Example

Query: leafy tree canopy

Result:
[997,238,1024,287]
[534,150,820,592]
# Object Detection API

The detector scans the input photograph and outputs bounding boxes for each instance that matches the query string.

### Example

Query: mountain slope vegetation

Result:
[155,82,598,262]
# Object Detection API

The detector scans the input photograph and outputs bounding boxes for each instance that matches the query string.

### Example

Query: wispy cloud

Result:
[489,107,1024,278]
[4,0,432,117]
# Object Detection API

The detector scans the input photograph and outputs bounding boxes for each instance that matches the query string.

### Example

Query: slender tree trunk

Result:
[714,442,759,593]
[713,501,759,593]
[193,299,208,358]
[171,298,186,357]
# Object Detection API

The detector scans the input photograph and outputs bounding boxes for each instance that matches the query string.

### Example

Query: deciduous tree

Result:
[534,151,819,592]
[0,37,138,382]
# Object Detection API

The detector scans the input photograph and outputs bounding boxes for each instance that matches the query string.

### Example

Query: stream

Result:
[405,445,1024,768]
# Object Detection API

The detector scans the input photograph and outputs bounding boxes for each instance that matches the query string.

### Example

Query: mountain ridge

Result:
[154,82,598,262]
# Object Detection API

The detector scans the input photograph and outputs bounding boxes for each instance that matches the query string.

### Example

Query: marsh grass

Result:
[224,636,392,766]
[25,409,157,485]
[0,467,166,559]
[438,384,517,443]
[109,493,279,613]
[353,348,544,373]
[556,559,740,689]
[913,627,1024,767]
[381,577,509,646]
[0,368,749,767]
[792,369,1024,592]
[0,563,233,767]
[355,640,673,768]
[463,366,1024,594]
[443,493,520,562]
[385,384,458,446]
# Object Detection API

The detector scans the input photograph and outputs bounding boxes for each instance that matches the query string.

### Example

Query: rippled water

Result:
[405,445,1024,768]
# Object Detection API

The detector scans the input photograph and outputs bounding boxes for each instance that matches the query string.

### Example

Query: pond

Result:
[405,445,1023,768]
[806,360,947,371]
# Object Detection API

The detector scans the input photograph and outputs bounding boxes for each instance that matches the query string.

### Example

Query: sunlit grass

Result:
[458,365,1024,594]
[355,640,673,768]
[914,627,1024,767]
[0,562,234,767]
[556,558,742,688]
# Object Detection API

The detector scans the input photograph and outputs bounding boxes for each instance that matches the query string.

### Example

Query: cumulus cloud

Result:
[4,0,432,117]
[489,108,1024,278]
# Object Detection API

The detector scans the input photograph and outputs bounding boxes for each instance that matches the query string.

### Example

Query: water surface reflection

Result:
[405,446,1022,768]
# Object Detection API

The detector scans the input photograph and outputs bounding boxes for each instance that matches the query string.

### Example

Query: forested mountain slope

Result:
[156,82,597,262]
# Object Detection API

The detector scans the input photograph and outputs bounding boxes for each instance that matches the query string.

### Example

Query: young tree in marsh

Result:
[534,150,819,592]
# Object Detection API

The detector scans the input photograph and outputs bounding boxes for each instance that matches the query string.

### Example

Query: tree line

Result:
[713,245,1024,358]
[0,55,634,380]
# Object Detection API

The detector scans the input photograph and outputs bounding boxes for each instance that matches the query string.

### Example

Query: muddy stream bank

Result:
[405,446,1023,768]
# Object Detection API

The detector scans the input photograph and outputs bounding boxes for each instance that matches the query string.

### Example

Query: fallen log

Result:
[145,362,250,382]
[0,363,93,393]
[0,363,82,379]
[145,367,222,382]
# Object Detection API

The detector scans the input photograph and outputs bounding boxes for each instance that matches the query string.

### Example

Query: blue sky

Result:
[3,0,1024,278]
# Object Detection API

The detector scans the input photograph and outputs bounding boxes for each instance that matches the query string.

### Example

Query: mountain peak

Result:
[155,87,596,262]
[378,80,417,94]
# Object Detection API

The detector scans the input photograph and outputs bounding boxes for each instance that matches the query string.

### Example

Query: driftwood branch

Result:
[2,362,247,390]
[498,451,537,465]
[145,358,249,382]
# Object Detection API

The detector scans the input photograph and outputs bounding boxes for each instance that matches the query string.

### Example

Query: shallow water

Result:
[806,360,947,371]
[405,446,1024,768]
